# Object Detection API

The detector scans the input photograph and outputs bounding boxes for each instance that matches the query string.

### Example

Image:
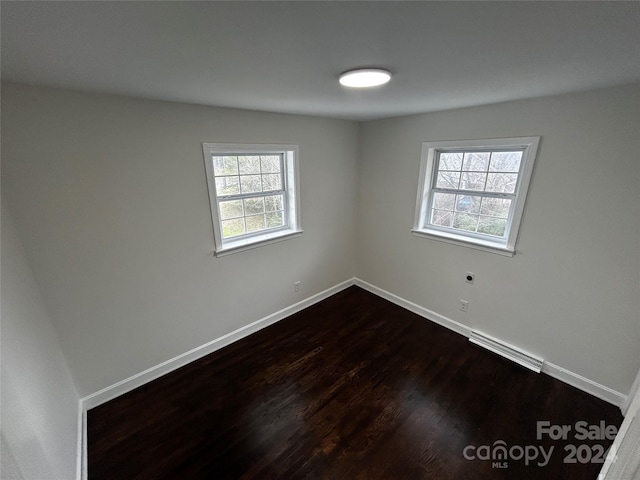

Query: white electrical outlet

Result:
[294,281,301,292]
[465,272,475,284]
[460,299,469,312]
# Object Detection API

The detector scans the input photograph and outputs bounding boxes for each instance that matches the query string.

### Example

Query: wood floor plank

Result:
[88,286,622,479]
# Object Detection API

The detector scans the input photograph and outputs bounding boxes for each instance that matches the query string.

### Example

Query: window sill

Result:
[411,229,515,257]
[214,229,303,257]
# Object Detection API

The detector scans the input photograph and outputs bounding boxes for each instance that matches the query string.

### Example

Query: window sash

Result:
[425,191,516,240]
[431,147,525,192]
[212,152,286,197]
[211,153,289,241]
[216,197,289,239]
[423,148,525,239]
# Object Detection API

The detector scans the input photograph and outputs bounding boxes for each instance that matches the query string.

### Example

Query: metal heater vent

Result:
[469,330,544,373]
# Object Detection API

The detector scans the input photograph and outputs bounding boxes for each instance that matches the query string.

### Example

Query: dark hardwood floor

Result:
[88,286,622,479]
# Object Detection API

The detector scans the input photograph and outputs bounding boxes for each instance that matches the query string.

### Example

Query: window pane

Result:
[260,155,281,173]
[240,175,262,194]
[480,197,511,218]
[262,174,282,192]
[436,171,460,189]
[478,217,507,237]
[431,209,453,227]
[243,197,265,215]
[439,152,463,171]
[222,218,245,238]
[246,214,266,233]
[265,194,284,212]
[266,211,284,228]
[455,195,481,214]
[489,152,522,172]
[486,173,518,194]
[453,213,479,232]
[238,156,261,175]
[219,200,243,220]
[460,172,486,191]
[462,152,490,171]
[213,156,238,176]
[433,192,455,210]
[215,176,240,196]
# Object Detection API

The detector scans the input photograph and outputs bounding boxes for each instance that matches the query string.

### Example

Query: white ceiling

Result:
[2,1,639,121]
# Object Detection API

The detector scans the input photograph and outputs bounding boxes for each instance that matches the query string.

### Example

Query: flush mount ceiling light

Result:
[339,68,392,88]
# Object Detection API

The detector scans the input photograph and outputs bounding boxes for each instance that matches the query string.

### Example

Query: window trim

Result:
[202,143,302,257]
[412,137,540,256]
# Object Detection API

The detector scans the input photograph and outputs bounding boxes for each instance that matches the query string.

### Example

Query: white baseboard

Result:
[77,278,356,480]
[543,362,626,408]
[77,276,627,479]
[81,278,356,411]
[354,278,626,409]
[622,367,640,416]
[353,278,472,338]
[76,402,83,480]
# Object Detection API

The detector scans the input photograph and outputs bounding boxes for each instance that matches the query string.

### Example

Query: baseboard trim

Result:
[543,361,626,408]
[81,278,356,411]
[353,278,472,338]
[76,401,83,480]
[77,276,627,479]
[78,278,356,479]
[622,368,640,416]
[81,277,627,411]
[353,278,626,409]
[81,407,87,480]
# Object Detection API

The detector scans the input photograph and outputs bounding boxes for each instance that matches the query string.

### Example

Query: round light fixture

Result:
[339,68,391,88]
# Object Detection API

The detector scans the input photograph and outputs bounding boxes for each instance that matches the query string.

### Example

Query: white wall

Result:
[1,201,80,480]
[357,84,640,396]
[1,83,359,397]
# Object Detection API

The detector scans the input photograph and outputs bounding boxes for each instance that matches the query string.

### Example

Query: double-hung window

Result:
[413,137,540,256]
[203,143,302,256]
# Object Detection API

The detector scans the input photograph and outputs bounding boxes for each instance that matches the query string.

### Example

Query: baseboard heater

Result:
[469,330,544,373]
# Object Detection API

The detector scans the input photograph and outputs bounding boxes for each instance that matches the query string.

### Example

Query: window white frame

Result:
[203,143,302,256]
[412,137,540,256]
